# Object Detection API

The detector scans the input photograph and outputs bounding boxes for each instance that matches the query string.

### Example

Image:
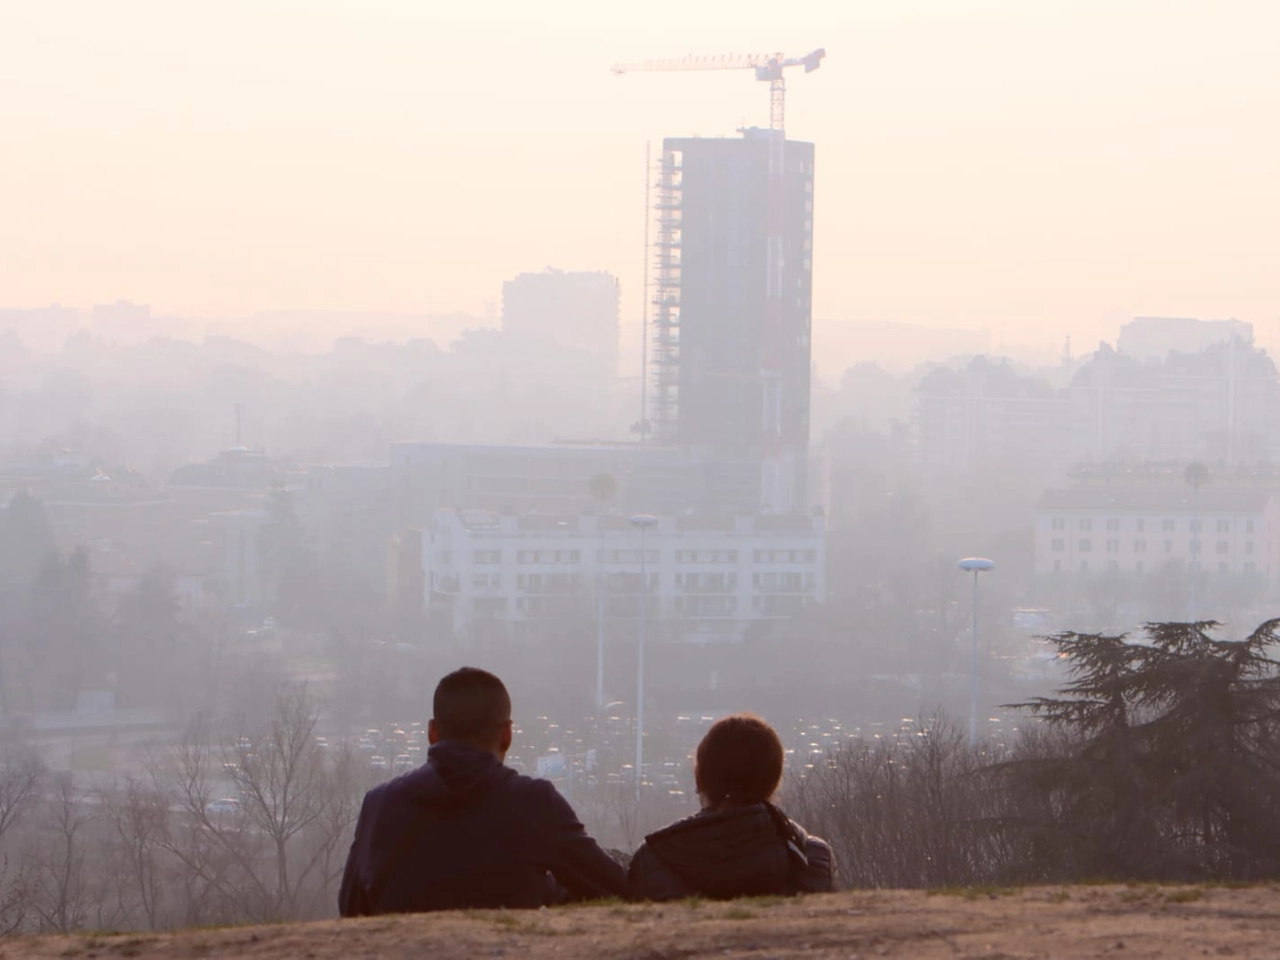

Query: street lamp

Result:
[958,557,995,749]
[629,513,658,805]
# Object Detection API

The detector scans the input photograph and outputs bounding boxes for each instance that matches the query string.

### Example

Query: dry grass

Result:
[6,886,1280,959]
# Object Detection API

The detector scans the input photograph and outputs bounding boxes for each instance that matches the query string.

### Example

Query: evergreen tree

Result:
[26,548,104,710]
[111,564,182,709]
[0,490,56,616]
[1005,619,1280,880]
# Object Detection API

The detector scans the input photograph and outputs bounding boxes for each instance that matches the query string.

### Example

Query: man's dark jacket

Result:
[339,741,626,915]
[627,802,836,901]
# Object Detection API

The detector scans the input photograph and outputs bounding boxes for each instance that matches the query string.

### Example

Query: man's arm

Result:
[338,798,372,917]
[539,783,627,901]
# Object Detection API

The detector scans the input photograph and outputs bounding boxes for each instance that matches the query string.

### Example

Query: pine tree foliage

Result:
[1002,619,1280,881]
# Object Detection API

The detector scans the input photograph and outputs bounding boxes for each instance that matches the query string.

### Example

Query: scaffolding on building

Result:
[648,146,683,442]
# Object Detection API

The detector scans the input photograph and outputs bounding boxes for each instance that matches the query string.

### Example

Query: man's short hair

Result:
[432,667,511,743]
[695,713,785,805]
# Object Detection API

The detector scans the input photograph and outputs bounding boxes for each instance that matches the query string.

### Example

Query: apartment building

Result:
[1034,488,1279,582]
[423,508,825,643]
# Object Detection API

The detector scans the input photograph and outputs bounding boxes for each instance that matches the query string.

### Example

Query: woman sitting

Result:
[627,713,836,900]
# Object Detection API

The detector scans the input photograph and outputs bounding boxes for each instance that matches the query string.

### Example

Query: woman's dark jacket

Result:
[627,802,836,901]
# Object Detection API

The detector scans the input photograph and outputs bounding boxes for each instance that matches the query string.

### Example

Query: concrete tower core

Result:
[649,129,815,513]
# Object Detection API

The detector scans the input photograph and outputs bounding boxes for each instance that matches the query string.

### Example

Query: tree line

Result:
[785,618,1280,885]
[1,619,1279,933]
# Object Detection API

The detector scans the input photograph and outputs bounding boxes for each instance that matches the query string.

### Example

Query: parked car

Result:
[369,755,388,770]
[393,754,415,772]
[205,797,241,818]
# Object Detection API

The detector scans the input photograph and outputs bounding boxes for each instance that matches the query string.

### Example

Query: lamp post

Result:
[629,513,658,805]
[958,557,995,749]
[589,474,617,712]
[1184,462,1209,623]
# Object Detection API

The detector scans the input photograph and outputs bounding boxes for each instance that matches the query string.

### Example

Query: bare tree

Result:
[0,739,42,843]
[100,777,170,930]
[227,683,328,918]
[27,775,94,933]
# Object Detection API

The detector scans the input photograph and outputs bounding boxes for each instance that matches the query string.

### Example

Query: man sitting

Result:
[339,667,626,915]
[627,713,836,900]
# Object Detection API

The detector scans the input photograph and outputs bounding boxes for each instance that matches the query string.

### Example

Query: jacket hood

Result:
[398,740,516,808]
[644,803,799,899]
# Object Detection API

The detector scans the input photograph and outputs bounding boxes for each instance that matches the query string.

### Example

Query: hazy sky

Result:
[3,0,1278,358]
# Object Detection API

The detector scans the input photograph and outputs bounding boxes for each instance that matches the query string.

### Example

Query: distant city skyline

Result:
[3,1,1278,368]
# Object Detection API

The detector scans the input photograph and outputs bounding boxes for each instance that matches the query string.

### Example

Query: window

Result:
[1079,560,1090,573]
[1247,541,1254,555]
[1051,518,1066,531]
[1218,561,1229,574]
[1078,539,1092,553]
[1216,540,1230,555]
[1164,540,1173,554]
[1245,561,1257,573]
[1079,519,1092,532]
[1191,539,1202,555]
[1053,559,1062,573]
[1106,519,1120,532]
[1162,519,1175,532]
[1135,560,1145,573]
[1246,519,1255,534]
[1134,539,1147,553]
[1190,519,1202,534]
[472,549,500,565]
[1216,519,1230,534]
[1107,560,1120,573]
[1136,519,1146,532]
[1051,538,1064,552]
[1106,539,1119,553]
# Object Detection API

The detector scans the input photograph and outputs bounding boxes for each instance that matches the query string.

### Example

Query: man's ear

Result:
[427,719,440,745]
[499,719,514,754]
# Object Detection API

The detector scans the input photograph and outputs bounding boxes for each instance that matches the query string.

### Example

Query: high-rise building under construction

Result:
[649,128,815,514]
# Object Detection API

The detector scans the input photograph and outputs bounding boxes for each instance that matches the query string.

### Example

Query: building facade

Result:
[913,356,1072,479]
[652,130,815,514]
[501,269,620,382]
[390,440,764,528]
[1034,487,1279,582]
[422,508,825,644]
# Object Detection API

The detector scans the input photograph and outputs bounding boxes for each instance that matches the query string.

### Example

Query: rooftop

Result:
[1037,488,1275,514]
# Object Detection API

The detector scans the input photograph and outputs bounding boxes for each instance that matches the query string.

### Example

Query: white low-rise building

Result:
[1034,488,1279,581]
[423,508,825,643]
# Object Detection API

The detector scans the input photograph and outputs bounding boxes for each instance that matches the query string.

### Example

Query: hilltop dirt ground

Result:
[12,885,1280,959]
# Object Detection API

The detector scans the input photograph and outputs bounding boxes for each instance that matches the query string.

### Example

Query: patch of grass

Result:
[1047,889,1071,903]
[1164,888,1204,904]
[1118,888,1153,902]
[678,896,704,909]
[926,885,1014,900]
[722,907,757,920]
[574,896,625,908]
[738,895,786,907]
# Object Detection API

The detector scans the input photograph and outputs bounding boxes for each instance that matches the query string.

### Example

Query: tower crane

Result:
[611,49,825,134]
